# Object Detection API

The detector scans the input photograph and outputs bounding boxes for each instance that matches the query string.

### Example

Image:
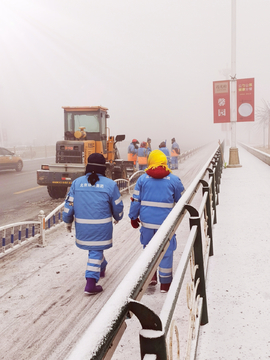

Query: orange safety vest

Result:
[171,149,178,157]
[138,155,148,165]
[128,153,137,165]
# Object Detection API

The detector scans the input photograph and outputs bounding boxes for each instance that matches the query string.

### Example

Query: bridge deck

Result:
[0,143,217,360]
[196,145,270,359]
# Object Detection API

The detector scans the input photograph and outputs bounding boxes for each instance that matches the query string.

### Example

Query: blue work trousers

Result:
[85,250,108,282]
[140,227,176,284]
[171,156,178,169]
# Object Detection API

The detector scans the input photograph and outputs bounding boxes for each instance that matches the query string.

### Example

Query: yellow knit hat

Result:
[145,149,171,173]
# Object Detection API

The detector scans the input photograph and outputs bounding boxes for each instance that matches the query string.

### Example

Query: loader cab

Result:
[63,106,108,155]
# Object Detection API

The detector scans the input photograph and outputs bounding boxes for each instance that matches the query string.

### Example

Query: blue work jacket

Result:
[63,174,123,251]
[137,147,150,159]
[128,173,184,229]
[159,146,170,157]
[128,143,138,154]
[171,142,180,155]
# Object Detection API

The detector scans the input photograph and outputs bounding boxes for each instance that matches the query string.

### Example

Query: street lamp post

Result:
[228,0,241,167]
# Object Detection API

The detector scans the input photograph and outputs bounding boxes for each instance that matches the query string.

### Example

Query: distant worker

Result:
[63,153,124,295]
[159,141,171,169]
[137,141,150,170]
[171,138,180,170]
[146,137,152,151]
[128,150,185,292]
[128,139,139,166]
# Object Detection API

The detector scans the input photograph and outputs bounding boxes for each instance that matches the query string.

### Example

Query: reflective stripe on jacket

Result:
[62,174,123,251]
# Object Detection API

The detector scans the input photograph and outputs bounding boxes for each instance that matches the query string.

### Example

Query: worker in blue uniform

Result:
[146,137,152,151]
[128,149,184,292]
[63,153,124,295]
[137,141,150,170]
[171,138,180,170]
[159,141,171,169]
[128,139,139,166]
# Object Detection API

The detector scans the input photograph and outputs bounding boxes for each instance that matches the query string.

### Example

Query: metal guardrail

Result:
[0,204,65,258]
[115,170,145,194]
[67,142,224,360]
[0,220,41,258]
[239,143,270,165]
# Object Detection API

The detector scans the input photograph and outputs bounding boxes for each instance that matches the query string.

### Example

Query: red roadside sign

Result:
[213,80,230,123]
[237,78,254,122]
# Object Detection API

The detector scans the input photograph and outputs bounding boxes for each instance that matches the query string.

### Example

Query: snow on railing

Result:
[67,142,224,360]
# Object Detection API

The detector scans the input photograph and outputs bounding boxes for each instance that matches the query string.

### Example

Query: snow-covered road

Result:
[0,143,218,360]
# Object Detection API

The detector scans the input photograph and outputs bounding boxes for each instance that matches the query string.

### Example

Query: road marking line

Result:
[14,186,43,194]
[16,171,37,176]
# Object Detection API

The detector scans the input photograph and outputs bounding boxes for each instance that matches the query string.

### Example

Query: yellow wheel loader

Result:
[37,106,134,199]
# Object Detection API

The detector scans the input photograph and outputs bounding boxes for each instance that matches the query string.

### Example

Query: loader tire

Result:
[47,186,68,199]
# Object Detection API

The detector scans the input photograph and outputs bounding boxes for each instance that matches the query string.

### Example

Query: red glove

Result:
[131,218,140,228]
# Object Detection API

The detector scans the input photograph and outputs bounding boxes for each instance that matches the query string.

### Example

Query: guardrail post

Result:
[207,168,217,224]
[214,154,222,197]
[211,159,219,206]
[128,300,167,360]
[2,229,6,253]
[185,204,209,325]
[200,180,214,256]
[38,210,46,247]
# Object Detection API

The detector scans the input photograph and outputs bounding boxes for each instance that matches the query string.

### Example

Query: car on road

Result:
[0,147,23,172]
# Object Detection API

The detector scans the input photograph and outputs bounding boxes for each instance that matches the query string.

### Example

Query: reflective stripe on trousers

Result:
[86,250,107,281]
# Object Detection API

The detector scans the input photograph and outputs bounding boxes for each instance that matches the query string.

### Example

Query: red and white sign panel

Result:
[237,78,254,122]
[213,81,230,123]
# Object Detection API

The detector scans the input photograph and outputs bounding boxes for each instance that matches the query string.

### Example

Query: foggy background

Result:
[1,0,269,153]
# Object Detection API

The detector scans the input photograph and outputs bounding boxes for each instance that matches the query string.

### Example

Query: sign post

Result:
[228,0,241,167]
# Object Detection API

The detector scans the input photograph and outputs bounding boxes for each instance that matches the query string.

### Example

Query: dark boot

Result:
[160,283,171,293]
[149,271,157,286]
[100,267,106,278]
[84,278,103,295]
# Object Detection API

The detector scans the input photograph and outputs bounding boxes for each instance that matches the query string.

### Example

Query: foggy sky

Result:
[1,0,269,151]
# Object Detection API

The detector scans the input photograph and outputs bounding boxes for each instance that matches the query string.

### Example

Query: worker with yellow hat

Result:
[128,149,184,293]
